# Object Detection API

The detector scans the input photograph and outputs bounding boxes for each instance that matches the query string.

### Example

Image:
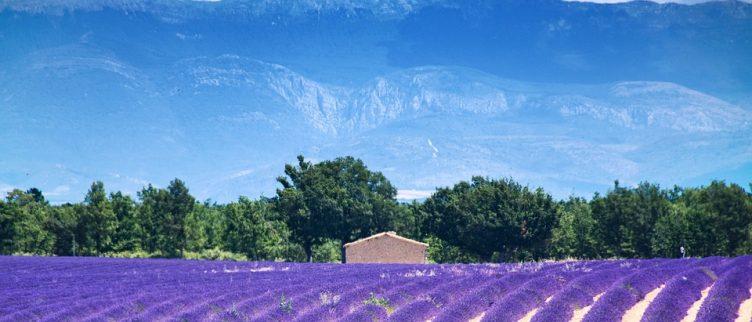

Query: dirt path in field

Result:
[621,285,665,322]
[571,292,604,322]
[680,285,712,322]
[468,313,484,322]
[466,295,554,322]
[736,289,752,322]
[518,296,554,322]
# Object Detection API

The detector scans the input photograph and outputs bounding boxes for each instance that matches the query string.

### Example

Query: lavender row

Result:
[481,272,577,322]
[307,275,447,321]
[696,255,752,322]
[582,257,726,322]
[640,262,723,322]
[531,268,632,322]
[387,274,488,321]
[532,259,692,322]
[433,273,535,321]
[3,256,752,321]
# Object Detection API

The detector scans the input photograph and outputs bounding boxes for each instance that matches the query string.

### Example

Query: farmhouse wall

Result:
[344,232,428,264]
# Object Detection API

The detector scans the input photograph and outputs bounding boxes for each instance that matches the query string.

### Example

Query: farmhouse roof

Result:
[344,231,428,248]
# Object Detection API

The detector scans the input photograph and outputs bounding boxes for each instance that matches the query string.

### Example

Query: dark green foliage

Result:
[393,201,426,241]
[110,192,140,252]
[0,157,750,263]
[312,239,343,263]
[656,181,752,257]
[275,155,401,262]
[47,204,81,256]
[421,177,558,262]
[184,201,224,252]
[424,235,480,263]
[550,197,599,259]
[651,203,692,258]
[683,181,752,256]
[0,189,54,255]
[222,197,292,260]
[164,179,195,257]
[79,182,117,255]
[590,181,672,258]
[0,198,10,253]
[137,184,168,254]
[135,179,195,257]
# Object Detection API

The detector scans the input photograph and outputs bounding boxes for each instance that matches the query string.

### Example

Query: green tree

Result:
[137,184,166,253]
[393,201,427,241]
[223,197,289,260]
[163,179,195,257]
[47,203,81,256]
[651,203,692,258]
[0,197,10,253]
[551,197,599,259]
[185,201,224,252]
[275,156,400,262]
[422,177,557,262]
[677,181,752,256]
[591,181,671,258]
[137,180,195,257]
[80,182,117,255]
[424,235,479,263]
[312,239,343,262]
[110,192,140,252]
[0,189,54,255]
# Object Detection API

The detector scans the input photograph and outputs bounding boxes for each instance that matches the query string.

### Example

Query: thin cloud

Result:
[228,169,254,179]
[397,189,434,200]
[45,185,71,197]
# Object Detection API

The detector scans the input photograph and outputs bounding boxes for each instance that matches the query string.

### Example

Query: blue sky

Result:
[0,0,750,203]
[569,0,751,3]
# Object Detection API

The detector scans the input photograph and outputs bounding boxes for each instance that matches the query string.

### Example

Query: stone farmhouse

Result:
[344,231,428,264]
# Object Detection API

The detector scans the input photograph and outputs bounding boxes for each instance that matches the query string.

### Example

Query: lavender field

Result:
[2,256,752,322]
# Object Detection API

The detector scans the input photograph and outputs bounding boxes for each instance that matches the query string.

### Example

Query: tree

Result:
[590,181,671,258]
[551,197,599,259]
[110,192,140,252]
[651,203,692,258]
[80,182,117,255]
[185,201,224,252]
[275,155,400,262]
[676,181,752,256]
[393,201,427,241]
[0,197,10,253]
[422,177,557,262]
[164,179,195,257]
[137,184,166,253]
[47,203,81,256]
[0,189,54,255]
[223,197,289,260]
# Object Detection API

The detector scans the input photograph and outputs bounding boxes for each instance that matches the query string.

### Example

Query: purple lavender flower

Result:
[582,257,720,322]
[531,268,631,322]
[640,263,722,322]
[0,255,749,322]
[481,272,576,322]
[696,256,752,322]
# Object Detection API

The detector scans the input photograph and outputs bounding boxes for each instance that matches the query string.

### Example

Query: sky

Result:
[567,0,752,3]
[0,0,750,203]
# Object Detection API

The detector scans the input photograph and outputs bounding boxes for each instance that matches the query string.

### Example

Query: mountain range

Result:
[1,0,750,202]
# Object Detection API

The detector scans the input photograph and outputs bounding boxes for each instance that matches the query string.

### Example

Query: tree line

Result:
[1,155,751,262]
